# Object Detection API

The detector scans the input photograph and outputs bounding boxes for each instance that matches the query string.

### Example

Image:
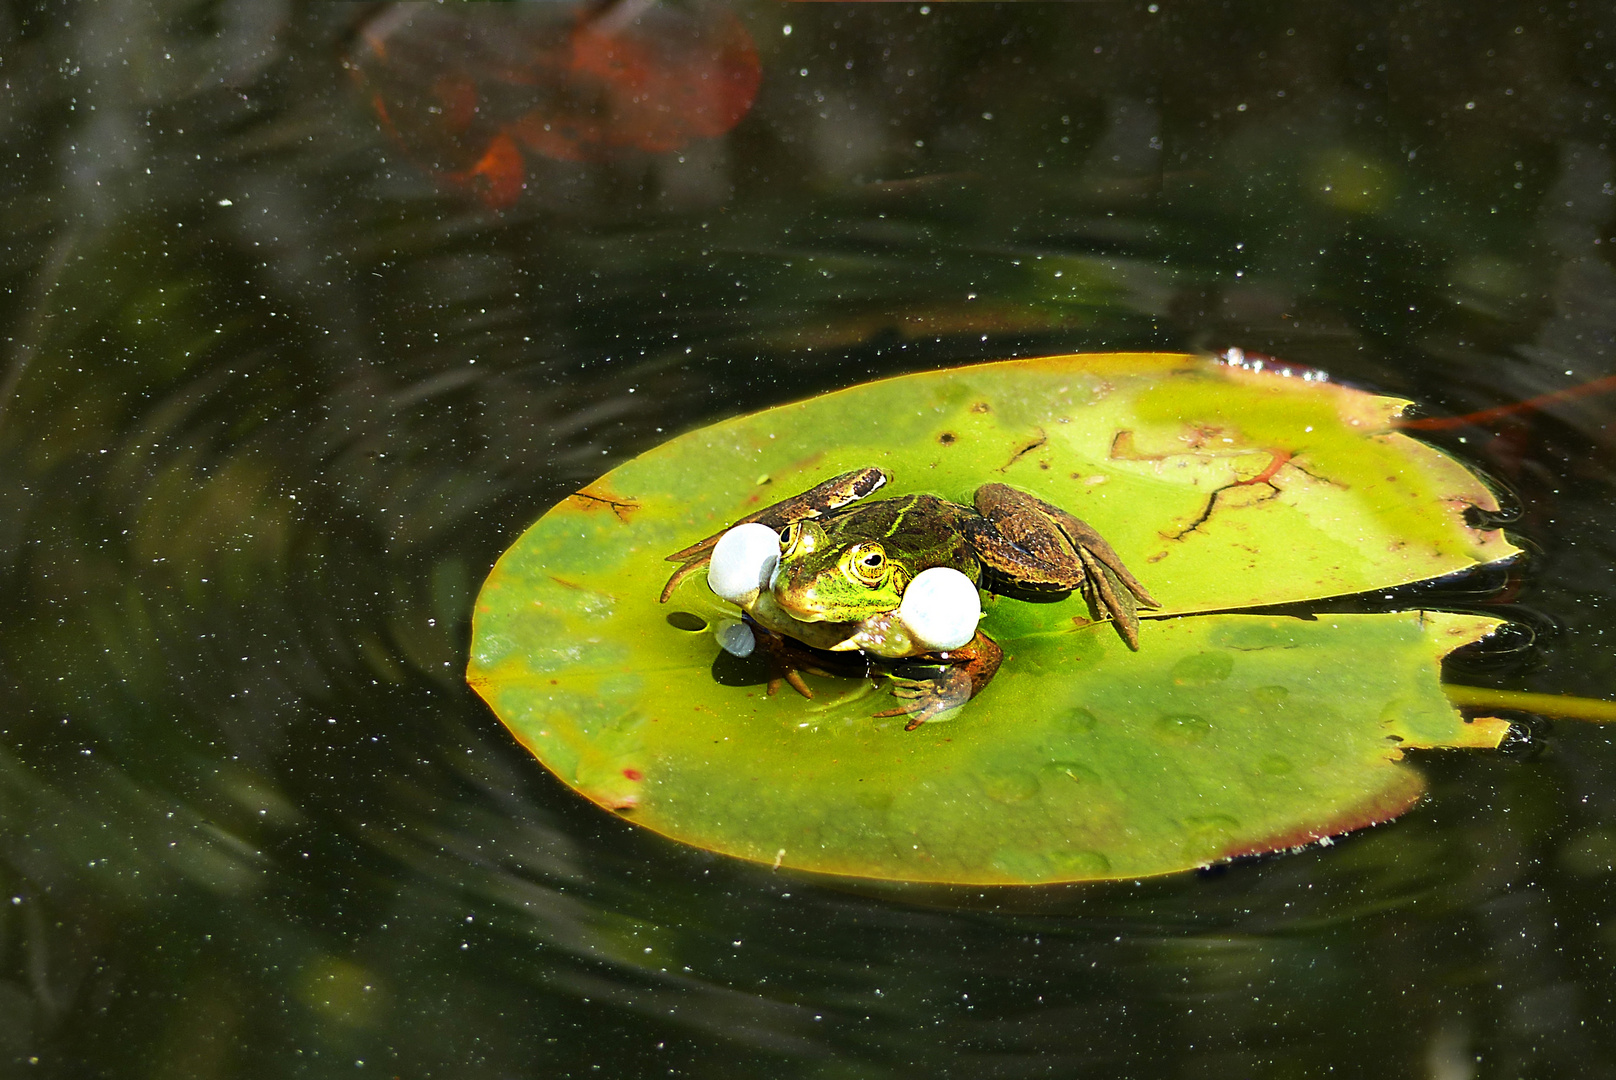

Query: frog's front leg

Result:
[659,467,889,602]
[752,625,874,700]
[753,626,818,699]
[874,631,1004,730]
[969,483,1159,650]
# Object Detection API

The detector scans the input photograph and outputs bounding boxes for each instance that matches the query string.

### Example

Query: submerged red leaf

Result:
[350,2,761,208]
[449,132,525,209]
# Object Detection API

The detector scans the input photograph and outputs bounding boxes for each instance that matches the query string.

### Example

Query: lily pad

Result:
[468,353,1520,883]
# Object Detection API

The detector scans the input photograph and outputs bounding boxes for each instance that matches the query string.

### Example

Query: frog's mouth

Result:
[747,591,862,653]
[767,561,827,622]
[770,588,837,623]
[769,577,885,625]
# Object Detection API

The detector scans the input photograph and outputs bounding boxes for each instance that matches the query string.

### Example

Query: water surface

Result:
[3,2,1615,1076]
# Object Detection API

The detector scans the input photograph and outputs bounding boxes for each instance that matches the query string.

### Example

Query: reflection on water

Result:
[2,1,1615,1075]
[351,2,762,207]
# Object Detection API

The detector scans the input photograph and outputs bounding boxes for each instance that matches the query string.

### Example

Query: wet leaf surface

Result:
[470,354,1519,882]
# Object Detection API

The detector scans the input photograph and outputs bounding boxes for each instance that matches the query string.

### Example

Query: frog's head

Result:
[769,519,907,622]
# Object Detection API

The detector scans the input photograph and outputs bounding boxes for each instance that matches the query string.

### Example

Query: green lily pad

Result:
[469,353,1519,883]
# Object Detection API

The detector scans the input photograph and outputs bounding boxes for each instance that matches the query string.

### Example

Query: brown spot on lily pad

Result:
[999,429,1048,472]
[569,482,640,522]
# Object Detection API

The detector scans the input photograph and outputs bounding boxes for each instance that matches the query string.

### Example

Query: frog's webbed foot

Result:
[873,631,1003,730]
[1075,547,1145,650]
[659,467,890,602]
[875,668,974,730]
[970,483,1159,650]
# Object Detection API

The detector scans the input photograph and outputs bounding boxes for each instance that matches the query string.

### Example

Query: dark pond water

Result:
[4,2,1616,1076]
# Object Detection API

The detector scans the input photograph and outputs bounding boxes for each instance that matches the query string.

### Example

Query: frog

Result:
[660,467,1158,728]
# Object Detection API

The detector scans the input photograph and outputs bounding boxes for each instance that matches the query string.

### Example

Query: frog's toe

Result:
[887,678,947,705]
[783,668,814,699]
[872,701,949,727]
[876,671,972,728]
[897,698,963,729]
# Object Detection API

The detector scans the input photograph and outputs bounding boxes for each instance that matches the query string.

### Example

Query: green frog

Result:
[660,467,1158,728]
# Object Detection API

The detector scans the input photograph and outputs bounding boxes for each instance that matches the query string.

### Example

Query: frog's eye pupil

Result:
[849,544,886,584]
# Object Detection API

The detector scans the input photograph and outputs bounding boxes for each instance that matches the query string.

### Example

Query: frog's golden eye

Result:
[847,543,886,586]
[780,523,799,549]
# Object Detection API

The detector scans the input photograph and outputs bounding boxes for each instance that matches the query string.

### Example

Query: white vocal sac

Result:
[896,566,981,651]
[713,619,757,657]
[706,523,781,606]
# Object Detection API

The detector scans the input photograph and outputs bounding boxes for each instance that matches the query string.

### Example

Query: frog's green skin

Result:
[663,467,1158,728]
[770,493,979,631]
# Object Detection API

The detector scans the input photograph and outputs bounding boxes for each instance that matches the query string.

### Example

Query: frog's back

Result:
[834,492,979,578]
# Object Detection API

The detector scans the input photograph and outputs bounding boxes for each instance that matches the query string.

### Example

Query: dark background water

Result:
[3,1,1616,1076]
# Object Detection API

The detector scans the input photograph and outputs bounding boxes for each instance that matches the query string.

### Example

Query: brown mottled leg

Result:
[971,483,1158,649]
[874,631,1004,730]
[969,486,1085,587]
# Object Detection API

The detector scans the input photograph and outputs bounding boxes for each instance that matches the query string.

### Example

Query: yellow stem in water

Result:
[1443,685,1616,723]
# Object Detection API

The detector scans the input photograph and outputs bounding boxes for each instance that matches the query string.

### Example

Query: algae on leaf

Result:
[469,353,1520,884]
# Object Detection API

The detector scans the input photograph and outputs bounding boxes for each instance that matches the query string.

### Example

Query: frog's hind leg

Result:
[971,483,1159,649]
